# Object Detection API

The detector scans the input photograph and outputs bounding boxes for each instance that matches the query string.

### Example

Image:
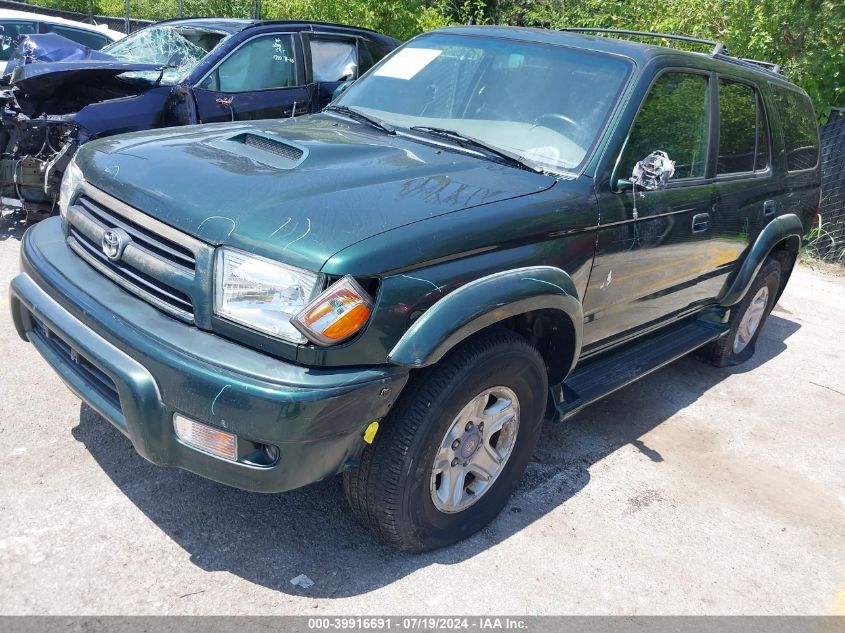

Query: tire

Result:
[700,258,781,367]
[343,327,548,552]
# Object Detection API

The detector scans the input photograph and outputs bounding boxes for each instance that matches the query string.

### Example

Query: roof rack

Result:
[559,28,726,55]
[559,28,786,76]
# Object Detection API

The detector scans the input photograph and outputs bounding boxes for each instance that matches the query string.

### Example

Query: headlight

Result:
[58,157,84,220]
[214,248,321,343]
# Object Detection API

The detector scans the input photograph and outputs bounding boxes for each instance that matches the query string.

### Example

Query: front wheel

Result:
[343,328,548,552]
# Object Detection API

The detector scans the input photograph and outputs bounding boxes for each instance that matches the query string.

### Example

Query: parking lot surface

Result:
[1,209,843,615]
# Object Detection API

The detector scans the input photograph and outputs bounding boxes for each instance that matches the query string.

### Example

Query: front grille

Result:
[66,186,204,323]
[241,133,304,162]
[77,196,195,271]
[69,224,194,315]
[34,317,121,411]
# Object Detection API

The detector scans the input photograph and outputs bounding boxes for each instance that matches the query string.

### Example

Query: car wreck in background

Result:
[0,8,123,62]
[0,17,399,220]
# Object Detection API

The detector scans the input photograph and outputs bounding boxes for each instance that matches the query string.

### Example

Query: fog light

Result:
[174,414,237,461]
[263,444,280,464]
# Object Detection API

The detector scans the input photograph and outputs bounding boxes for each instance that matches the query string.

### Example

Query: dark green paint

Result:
[9,27,821,493]
[75,117,554,274]
[389,266,581,371]
[718,213,803,306]
[11,219,408,492]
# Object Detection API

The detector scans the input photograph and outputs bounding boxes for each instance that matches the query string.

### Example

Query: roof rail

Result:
[730,56,784,75]
[559,28,726,56]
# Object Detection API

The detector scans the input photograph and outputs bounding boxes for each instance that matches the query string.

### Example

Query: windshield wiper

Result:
[325,105,395,135]
[409,126,541,173]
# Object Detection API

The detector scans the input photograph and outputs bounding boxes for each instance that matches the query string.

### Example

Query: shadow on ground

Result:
[72,314,800,598]
[0,206,28,242]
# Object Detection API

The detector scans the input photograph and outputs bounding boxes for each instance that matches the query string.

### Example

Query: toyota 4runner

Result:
[9,26,821,551]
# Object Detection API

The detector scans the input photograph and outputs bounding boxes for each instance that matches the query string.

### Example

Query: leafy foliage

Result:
[29,0,844,118]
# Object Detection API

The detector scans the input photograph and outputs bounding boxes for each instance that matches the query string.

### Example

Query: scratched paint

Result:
[210,384,231,416]
[521,277,569,295]
[197,216,236,238]
[397,274,443,293]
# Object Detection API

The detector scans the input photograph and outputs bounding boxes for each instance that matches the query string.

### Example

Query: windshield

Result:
[337,33,633,173]
[102,25,229,85]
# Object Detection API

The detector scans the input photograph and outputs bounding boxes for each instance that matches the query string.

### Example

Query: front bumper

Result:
[10,218,408,492]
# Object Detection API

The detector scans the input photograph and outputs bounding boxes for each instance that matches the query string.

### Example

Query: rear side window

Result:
[310,37,358,82]
[717,79,769,174]
[620,72,710,180]
[45,25,111,50]
[773,87,819,171]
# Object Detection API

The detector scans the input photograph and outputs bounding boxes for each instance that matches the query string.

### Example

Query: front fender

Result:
[718,214,803,307]
[388,266,583,371]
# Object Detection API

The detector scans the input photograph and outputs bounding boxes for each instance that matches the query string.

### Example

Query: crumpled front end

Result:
[0,86,79,221]
[0,31,201,222]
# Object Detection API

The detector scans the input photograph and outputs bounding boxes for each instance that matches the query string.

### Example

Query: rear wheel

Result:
[700,258,781,367]
[343,328,547,552]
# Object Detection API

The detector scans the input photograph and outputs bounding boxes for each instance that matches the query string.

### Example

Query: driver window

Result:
[620,72,710,180]
[199,34,297,92]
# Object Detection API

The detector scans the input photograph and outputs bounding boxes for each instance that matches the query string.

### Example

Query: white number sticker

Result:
[374,48,442,80]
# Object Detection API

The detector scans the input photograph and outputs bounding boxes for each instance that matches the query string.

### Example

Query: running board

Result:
[552,319,728,419]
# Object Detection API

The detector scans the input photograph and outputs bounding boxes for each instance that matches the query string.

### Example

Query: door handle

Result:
[216,95,234,108]
[692,212,710,233]
[763,200,777,216]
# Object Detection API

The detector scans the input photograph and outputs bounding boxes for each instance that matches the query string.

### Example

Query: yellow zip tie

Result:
[363,420,379,444]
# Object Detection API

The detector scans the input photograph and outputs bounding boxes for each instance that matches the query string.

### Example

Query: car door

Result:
[708,77,775,291]
[302,33,361,110]
[583,69,723,352]
[193,32,311,123]
[0,20,36,61]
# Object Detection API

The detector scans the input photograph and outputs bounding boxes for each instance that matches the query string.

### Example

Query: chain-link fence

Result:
[0,0,150,32]
[818,110,845,262]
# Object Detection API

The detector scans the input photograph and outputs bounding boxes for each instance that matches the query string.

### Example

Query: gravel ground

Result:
[0,207,843,615]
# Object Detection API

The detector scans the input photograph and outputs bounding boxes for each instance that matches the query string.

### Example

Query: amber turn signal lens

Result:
[293,276,374,346]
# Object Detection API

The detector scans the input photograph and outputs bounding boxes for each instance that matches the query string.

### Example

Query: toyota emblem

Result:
[101,228,131,261]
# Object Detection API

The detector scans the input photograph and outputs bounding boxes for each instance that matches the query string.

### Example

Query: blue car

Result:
[0,18,399,220]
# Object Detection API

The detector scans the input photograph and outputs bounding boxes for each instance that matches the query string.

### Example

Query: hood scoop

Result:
[208,132,308,169]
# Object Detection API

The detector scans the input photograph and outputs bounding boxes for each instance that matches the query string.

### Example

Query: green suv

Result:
[10,26,821,551]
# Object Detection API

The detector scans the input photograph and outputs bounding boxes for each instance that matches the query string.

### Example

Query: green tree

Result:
[28,0,845,119]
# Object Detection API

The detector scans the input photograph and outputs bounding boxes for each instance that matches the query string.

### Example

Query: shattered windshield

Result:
[102,26,229,85]
[338,33,633,174]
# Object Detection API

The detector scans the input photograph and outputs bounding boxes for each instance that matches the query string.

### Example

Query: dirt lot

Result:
[1,208,843,615]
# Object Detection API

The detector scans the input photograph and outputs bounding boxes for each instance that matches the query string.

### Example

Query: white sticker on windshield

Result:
[374,48,442,80]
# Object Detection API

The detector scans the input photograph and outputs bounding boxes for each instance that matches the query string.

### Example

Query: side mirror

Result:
[631,150,675,191]
[615,178,633,193]
[332,80,355,101]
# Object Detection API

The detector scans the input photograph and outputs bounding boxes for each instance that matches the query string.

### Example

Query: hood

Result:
[77,115,556,272]
[5,34,160,96]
